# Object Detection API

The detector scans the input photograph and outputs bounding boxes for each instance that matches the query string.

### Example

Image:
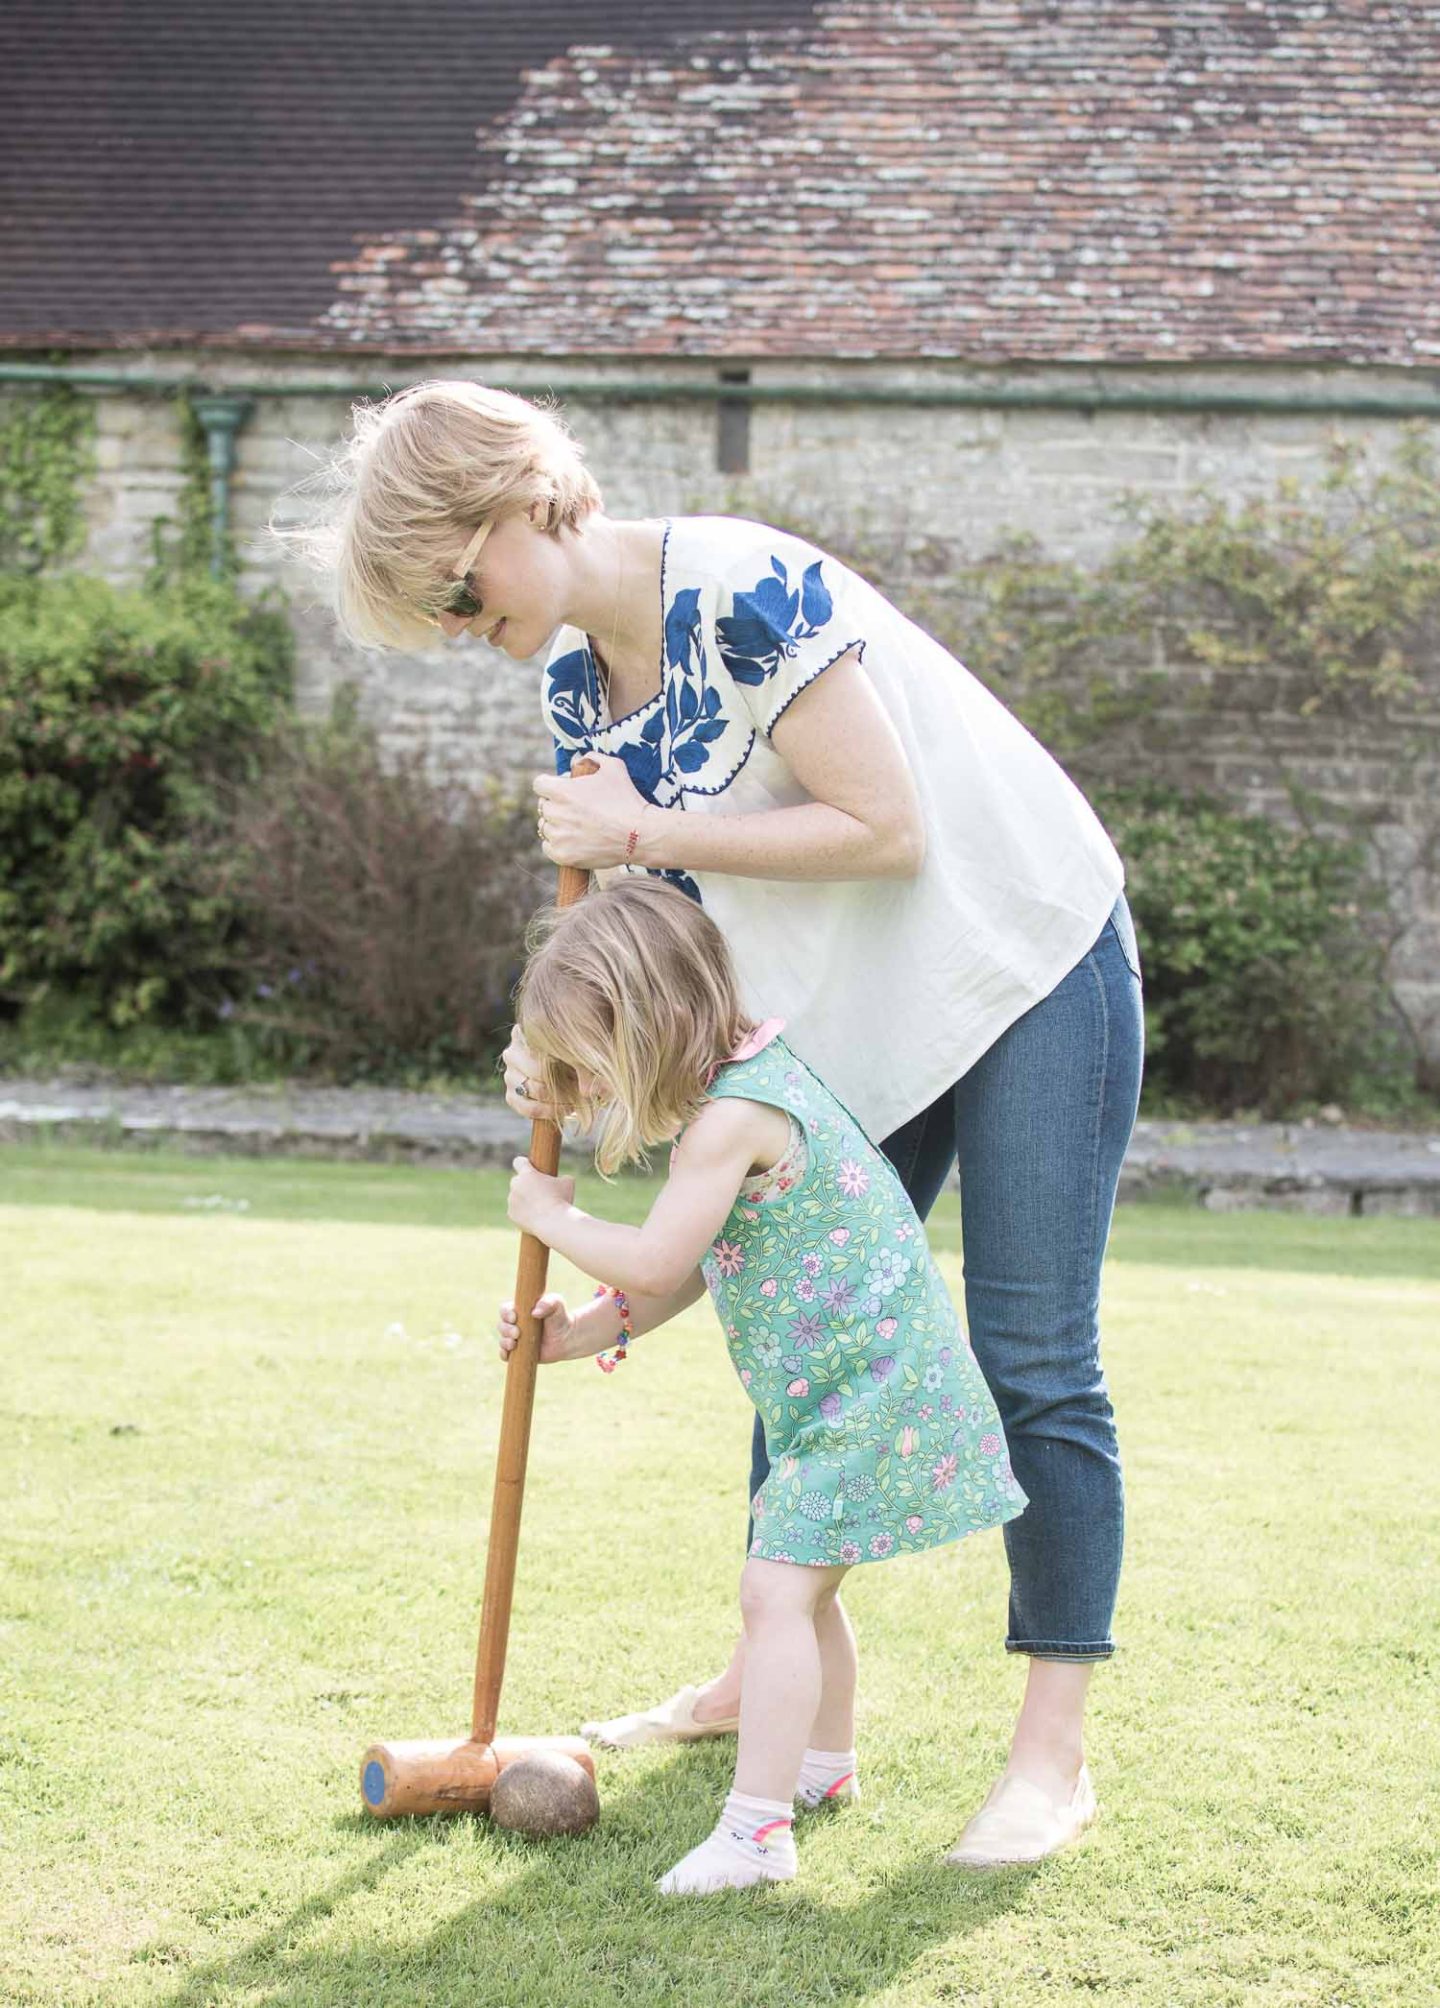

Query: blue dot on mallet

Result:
[363,1761,386,1807]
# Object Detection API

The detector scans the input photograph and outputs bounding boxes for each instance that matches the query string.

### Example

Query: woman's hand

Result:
[533,754,653,870]
[508,1158,575,1239]
[500,1027,562,1124]
[497,1291,581,1365]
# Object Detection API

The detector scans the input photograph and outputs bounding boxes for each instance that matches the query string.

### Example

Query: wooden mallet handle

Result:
[470,835,593,1746]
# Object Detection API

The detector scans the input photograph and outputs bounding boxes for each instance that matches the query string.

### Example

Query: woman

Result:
[312,378,1143,1868]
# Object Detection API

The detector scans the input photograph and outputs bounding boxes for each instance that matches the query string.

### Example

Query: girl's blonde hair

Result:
[516,879,752,1176]
[276,379,602,650]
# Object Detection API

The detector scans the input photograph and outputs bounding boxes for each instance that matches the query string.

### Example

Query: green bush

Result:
[204,699,544,1082]
[1098,783,1402,1114]
[0,573,293,1027]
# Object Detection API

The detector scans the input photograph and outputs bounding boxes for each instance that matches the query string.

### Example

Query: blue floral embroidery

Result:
[663,589,728,776]
[545,576,733,816]
[651,866,703,905]
[664,587,703,683]
[543,596,706,899]
[546,534,844,904]
[716,557,833,687]
[548,647,599,777]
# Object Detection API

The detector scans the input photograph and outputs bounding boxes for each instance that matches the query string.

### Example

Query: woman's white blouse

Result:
[543,516,1124,1145]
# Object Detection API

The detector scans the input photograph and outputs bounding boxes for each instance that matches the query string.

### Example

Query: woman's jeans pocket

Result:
[1107,894,1143,985]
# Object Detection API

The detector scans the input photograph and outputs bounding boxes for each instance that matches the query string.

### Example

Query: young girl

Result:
[496,877,1028,1895]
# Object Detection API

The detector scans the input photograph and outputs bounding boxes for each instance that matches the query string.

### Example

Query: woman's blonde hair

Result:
[516,879,752,1176]
[275,379,602,650]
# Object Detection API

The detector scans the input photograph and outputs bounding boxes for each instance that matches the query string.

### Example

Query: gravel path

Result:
[2,1074,1437,1214]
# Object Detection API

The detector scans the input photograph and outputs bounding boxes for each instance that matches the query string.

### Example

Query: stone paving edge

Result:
[1,1079,1438,1215]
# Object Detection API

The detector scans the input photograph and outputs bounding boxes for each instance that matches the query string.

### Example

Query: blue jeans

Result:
[746,896,1144,1659]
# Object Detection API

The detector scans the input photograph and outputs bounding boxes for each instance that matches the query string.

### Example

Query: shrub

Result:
[1098,783,1402,1114]
[207,699,544,1080]
[0,573,293,1026]
[771,441,1440,1106]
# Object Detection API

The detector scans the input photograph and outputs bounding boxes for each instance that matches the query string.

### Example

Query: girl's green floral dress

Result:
[699,1027,1028,1568]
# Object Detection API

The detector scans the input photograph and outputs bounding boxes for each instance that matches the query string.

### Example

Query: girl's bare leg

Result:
[733,1560,847,1797]
[658,1561,847,1894]
[699,1612,1087,1795]
[808,1590,857,1751]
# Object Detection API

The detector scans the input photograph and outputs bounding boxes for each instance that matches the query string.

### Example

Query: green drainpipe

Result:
[189,393,253,579]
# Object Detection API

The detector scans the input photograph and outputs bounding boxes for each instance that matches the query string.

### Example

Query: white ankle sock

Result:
[796,1745,861,1810]
[656,1790,797,1895]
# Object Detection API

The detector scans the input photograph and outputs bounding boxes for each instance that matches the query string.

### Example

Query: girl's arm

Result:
[624,1266,709,1335]
[534,651,926,882]
[507,1099,766,1299]
[498,1268,707,1367]
[553,1267,708,1352]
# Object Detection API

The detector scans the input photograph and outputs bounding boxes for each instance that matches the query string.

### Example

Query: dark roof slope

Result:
[0,0,820,347]
[4,1,1438,364]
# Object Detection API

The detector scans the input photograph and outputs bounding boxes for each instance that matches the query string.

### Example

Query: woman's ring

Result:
[519,1075,533,1101]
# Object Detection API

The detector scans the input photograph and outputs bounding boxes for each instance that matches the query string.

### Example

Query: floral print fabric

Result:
[738,1113,807,1204]
[546,526,859,805]
[699,1036,1028,1568]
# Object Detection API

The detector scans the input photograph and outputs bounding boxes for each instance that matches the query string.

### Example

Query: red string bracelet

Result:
[594,1284,632,1372]
[623,804,648,865]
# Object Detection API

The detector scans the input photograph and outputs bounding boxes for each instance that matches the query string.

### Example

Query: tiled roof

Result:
[4,1,1438,365]
[0,0,818,348]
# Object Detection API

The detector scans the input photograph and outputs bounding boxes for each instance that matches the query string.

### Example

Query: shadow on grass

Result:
[151,1746,1037,2008]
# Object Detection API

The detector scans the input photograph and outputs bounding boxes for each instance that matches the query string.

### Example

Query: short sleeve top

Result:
[543,515,1123,1144]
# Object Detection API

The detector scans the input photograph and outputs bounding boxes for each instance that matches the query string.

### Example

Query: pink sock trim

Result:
[822,1772,856,1799]
[750,1817,794,1845]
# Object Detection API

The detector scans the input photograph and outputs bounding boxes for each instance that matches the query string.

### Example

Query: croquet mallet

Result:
[360,853,597,1819]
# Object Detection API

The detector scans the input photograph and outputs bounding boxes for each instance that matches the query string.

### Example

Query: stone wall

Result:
[16,350,1439,1060]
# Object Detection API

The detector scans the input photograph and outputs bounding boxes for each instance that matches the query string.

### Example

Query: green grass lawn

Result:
[2,1143,1437,2008]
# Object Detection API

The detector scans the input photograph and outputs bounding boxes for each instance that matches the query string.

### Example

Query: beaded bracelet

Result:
[594,1284,632,1373]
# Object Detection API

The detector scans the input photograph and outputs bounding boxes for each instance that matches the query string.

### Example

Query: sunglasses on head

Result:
[431,518,494,624]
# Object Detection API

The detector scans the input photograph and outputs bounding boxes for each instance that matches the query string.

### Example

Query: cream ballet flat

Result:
[581,1683,741,1751]
[944,1765,1097,1869]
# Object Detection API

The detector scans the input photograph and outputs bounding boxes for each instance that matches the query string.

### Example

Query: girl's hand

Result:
[497,1292,579,1364]
[533,754,655,870]
[508,1158,575,1239]
[500,1027,561,1124]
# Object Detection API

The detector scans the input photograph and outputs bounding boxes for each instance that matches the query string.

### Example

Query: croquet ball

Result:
[489,1751,599,1838]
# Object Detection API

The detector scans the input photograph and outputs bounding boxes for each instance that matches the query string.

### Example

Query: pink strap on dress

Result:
[706,1016,786,1086]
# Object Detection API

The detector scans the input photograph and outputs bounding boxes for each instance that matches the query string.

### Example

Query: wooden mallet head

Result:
[360,1734,596,1820]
